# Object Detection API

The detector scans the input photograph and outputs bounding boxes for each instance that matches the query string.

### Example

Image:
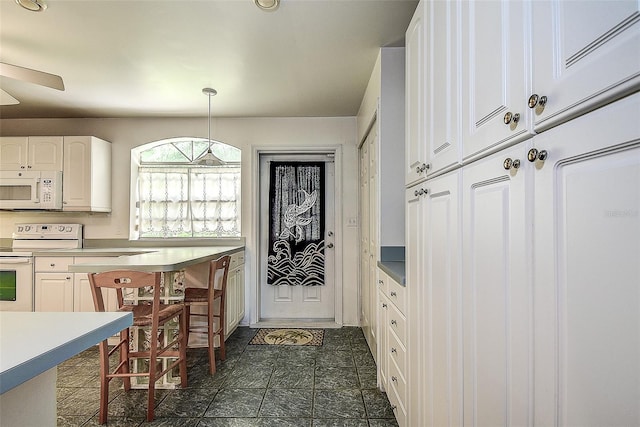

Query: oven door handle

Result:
[0,258,32,264]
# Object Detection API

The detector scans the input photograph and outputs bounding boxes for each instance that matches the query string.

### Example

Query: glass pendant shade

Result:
[195,88,224,166]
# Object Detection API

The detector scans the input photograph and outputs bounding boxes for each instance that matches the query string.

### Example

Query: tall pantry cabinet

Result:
[404,1,640,426]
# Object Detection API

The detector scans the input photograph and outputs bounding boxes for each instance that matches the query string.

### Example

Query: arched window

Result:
[130,137,241,239]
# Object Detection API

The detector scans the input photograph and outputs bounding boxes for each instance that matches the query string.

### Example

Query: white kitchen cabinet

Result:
[461,140,533,426]
[405,0,428,186]
[360,128,375,355]
[377,267,408,426]
[461,0,533,163]
[533,93,640,427]
[62,136,111,212]
[531,0,640,132]
[225,251,245,339]
[404,183,426,426]
[425,0,460,176]
[0,136,63,171]
[377,271,389,390]
[35,256,118,312]
[34,272,74,312]
[423,170,462,427]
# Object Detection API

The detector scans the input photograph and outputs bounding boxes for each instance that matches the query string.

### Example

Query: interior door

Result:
[259,154,335,321]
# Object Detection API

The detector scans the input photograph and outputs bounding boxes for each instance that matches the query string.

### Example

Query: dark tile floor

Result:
[56,326,399,427]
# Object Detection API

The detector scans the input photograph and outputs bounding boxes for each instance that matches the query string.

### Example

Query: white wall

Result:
[0,116,361,326]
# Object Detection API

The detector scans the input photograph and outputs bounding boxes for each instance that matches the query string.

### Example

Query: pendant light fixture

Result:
[194,87,224,166]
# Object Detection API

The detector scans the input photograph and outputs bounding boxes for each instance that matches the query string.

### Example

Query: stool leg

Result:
[121,328,131,391]
[179,307,188,388]
[208,302,216,375]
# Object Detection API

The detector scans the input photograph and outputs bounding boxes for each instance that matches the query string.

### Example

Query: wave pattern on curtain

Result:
[138,166,240,238]
[267,162,325,286]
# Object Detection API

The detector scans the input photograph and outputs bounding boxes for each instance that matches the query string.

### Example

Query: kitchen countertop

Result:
[62,245,245,273]
[377,260,406,286]
[0,311,132,394]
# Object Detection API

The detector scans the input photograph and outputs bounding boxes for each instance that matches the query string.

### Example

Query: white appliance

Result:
[0,224,83,312]
[0,170,63,210]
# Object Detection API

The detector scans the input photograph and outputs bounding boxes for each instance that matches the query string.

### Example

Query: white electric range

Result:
[0,224,83,312]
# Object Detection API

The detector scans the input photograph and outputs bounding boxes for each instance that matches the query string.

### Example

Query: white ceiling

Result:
[0,0,418,119]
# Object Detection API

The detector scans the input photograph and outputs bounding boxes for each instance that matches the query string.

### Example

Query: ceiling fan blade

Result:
[0,62,65,91]
[0,88,19,105]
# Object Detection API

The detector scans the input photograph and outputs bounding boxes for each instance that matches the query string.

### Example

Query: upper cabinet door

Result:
[531,0,640,132]
[405,1,428,186]
[426,0,461,176]
[28,137,63,171]
[461,0,533,163]
[0,137,28,170]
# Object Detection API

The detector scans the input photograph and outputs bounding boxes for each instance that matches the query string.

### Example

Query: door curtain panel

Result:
[267,162,325,286]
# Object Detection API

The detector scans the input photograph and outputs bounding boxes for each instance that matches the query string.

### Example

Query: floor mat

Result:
[249,328,324,346]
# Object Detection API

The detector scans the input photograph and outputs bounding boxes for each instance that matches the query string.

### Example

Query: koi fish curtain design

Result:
[267,162,325,286]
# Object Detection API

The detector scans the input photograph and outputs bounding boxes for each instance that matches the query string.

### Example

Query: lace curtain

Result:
[138,166,240,238]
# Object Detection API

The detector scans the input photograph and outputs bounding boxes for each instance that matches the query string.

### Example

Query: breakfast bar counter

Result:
[59,245,245,273]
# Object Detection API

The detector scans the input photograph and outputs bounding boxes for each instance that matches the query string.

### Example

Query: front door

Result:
[259,154,335,321]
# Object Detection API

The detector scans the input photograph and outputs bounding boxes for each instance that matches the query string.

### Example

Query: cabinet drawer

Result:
[388,355,407,411]
[388,328,407,378]
[386,378,407,427]
[388,302,407,346]
[377,269,389,295]
[230,251,245,269]
[387,277,406,314]
[35,256,73,272]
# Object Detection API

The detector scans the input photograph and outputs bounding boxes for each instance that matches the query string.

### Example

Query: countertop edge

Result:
[0,312,132,394]
[67,246,244,273]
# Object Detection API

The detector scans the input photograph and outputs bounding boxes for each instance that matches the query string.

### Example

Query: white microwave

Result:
[0,170,63,210]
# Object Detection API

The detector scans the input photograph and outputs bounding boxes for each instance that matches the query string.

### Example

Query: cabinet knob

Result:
[414,189,419,197]
[66,276,71,280]
[391,319,397,326]
[391,376,398,383]
[326,243,334,249]
[503,158,520,170]
[527,148,549,163]
[528,94,547,109]
[382,303,388,308]
[503,112,520,125]
[391,347,397,354]
[391,405,398,411]
[390,291,397,297]
[378,279,384,285]
[20,166,25,169]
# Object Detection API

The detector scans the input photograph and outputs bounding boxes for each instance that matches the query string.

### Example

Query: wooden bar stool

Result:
[184,255,231,374]
[87,270,188,424]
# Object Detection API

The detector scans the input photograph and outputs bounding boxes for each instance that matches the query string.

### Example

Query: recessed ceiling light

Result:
[15,0,47,12]
[254,0,279,12]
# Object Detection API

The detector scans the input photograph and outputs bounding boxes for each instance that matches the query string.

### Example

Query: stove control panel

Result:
[12,223,83,240]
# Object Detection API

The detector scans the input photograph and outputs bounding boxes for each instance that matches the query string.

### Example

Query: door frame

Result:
[250,145,344,328]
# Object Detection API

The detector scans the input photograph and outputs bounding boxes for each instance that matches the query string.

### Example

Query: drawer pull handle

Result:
[391,347,397,354]
[391,376,398,383]
[390,291,397,297]
[391,319,397,326]
[50,263,55,267]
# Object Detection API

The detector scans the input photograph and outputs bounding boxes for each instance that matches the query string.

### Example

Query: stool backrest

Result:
[209,255,231,298]
[87,270,162,313]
